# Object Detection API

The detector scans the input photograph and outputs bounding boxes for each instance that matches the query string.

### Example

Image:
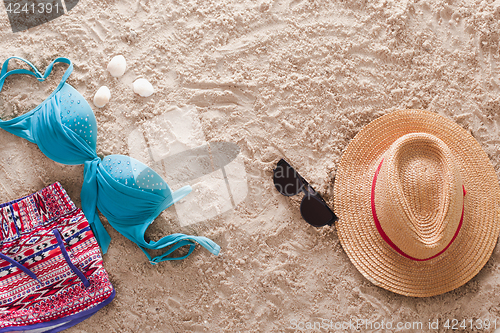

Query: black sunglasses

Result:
[273,159,337,227]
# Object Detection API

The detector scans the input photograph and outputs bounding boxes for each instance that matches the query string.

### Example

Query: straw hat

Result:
[333,109,500,297]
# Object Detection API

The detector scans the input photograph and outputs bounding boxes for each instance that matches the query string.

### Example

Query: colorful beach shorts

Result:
[0,182,115,332]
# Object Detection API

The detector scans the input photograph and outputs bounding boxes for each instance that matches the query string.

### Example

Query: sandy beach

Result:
[1,0,500,332]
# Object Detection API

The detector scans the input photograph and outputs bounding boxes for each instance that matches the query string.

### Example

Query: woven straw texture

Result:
[334,109,500,297]
[374,133,464,260]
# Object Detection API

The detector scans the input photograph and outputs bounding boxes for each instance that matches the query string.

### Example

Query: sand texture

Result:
[1,0,500,332]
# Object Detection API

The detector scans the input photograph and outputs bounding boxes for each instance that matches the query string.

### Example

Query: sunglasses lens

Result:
[273,160,301,196]
[300,195,336,227]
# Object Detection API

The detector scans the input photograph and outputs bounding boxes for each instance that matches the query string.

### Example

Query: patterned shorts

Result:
[0,182,115,332]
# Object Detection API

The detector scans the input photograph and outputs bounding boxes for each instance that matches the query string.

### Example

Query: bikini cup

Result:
[0,57,220,264]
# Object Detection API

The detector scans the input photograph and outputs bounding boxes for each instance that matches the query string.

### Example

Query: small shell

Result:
[107,55,127,77]
[94,86,111,108]
[133,78,155,97]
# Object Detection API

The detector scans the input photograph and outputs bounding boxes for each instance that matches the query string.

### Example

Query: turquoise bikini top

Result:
[0,56,220,264]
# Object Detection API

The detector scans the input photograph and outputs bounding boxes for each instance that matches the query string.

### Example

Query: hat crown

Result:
[374,133,464,260]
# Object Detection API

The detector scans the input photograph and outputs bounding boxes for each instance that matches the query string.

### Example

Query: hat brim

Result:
[333,109,500,297]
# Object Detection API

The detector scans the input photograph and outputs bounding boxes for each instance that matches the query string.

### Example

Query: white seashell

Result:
[93,86,111,108]
[107,55,127,77]
[133,78,155,97]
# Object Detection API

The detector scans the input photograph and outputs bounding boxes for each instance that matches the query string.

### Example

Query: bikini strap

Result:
[0,56,43,79]
[0,57,73,93]
[41,57,73,90]
[140,240,197,265]
[142,235,221,264]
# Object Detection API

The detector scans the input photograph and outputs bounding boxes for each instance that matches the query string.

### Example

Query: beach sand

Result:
[1,0,500,332]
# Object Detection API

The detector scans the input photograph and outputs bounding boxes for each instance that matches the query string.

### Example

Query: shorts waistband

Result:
[0,182,76,242]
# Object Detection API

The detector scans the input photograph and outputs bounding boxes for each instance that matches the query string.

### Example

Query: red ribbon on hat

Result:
[371,159,465,261]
